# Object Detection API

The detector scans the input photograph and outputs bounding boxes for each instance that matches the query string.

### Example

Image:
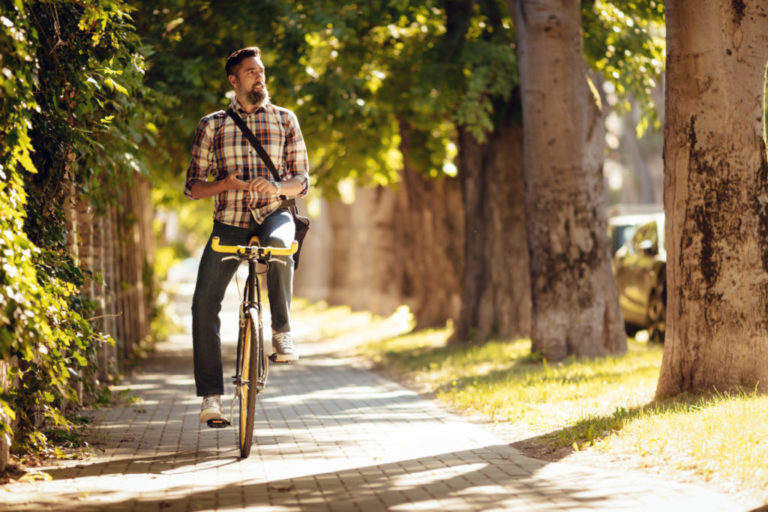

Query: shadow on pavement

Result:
[15,445,620,512]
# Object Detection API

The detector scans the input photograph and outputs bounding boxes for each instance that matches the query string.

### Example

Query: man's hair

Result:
[225,46,261,77]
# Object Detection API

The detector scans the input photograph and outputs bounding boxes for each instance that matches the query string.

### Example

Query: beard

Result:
[245,87,268,107]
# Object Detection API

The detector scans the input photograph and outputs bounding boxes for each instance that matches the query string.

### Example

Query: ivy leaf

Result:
[104,77,129,96]
[12,142,37,174]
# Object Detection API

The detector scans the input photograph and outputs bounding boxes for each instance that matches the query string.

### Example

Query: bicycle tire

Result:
[237,307,261,458]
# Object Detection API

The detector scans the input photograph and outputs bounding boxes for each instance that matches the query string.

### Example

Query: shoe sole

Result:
[270,352,299,363]
[206,418,230,428]
[200,410,228,424]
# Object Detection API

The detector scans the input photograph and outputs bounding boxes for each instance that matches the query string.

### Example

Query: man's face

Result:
[230,56,268,106]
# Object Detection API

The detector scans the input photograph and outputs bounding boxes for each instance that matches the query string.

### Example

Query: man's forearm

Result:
[188,180,228,200]
[189,173,249,199]
[189,174,305,200]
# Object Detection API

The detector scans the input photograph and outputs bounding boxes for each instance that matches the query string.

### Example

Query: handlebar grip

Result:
[269,241,299,256]
[211,237,238,254]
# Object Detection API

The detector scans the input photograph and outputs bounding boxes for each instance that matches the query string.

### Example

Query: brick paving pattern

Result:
[0,280,758,511]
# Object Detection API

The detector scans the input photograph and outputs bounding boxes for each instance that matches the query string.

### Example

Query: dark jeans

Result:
[191,210,295,397]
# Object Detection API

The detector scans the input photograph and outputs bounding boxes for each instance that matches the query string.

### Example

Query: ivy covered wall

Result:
[0,0,156,464]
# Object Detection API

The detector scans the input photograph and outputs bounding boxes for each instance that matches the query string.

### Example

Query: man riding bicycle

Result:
[184,46,310,425]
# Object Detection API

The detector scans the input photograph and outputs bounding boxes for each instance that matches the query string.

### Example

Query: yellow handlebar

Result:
[211,237,298,256]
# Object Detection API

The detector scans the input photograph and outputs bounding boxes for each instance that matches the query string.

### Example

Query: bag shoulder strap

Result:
[226,107,281,183]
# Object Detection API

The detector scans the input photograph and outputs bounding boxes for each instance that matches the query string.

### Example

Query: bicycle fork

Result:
[230,259,266,421]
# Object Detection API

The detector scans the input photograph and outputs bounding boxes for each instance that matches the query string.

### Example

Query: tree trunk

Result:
[293,198,333,302]
[325,199,354,308]
[656,0,768,397]
[397,121,465,329]
[454,119,531,342]
[323,172,463,328]
[361,186,405,316]
[325,193,398,312]
[325,194,392,311]
[512,0,626,361]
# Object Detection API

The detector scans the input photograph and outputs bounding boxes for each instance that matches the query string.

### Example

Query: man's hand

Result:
[222,171,250,191]
[188,171,249,199]
[248,177,278,195]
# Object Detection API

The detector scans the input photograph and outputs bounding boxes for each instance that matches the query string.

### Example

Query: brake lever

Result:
[222,256,239,262]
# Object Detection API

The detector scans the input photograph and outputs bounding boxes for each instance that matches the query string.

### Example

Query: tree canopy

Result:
[137,0,662,195]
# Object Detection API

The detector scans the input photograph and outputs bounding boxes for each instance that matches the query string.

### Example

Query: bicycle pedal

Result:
[206,418,230,428]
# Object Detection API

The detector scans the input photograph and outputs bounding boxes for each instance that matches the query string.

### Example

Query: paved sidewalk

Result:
[0,281,759,511]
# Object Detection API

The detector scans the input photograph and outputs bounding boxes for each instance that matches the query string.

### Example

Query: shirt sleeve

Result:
[184,116,215,199]
[283,110,310,198]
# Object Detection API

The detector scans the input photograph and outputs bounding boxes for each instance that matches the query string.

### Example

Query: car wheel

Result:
[647,280,666,344]
[624,322,640,337]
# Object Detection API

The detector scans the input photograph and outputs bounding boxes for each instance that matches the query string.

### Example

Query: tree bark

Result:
[512,0,626,361]
[325,191,402,312]
[325,199,355,308]
[657,0,768,397]
[454,119,531,342]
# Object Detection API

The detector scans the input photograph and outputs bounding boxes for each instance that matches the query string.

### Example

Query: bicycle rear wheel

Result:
[237,307,262,458]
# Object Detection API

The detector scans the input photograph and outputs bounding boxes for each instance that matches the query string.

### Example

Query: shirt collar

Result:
[231,97,269,116]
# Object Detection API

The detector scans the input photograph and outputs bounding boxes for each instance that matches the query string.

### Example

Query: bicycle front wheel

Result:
[237,306,263,458]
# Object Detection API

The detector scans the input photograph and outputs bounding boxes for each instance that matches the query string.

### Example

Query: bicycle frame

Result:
[210,236,298,456]
[214,237,298,388]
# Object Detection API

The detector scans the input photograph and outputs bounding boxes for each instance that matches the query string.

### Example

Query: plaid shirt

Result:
[185,98,310,226]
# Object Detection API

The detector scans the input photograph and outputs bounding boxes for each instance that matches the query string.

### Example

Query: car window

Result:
[631,221,658,254]
[611,224,636,254]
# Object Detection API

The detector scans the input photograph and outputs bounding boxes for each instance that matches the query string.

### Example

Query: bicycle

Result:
[209,235,298,459]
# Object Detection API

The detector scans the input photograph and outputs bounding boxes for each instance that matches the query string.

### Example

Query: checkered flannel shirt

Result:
[185,99,310,226]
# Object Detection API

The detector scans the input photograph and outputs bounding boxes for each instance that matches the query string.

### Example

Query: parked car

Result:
[610,208,666,343]
[607,204,664,255]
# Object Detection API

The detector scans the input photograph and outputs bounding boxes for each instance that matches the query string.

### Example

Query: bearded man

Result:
[184,46,310,425]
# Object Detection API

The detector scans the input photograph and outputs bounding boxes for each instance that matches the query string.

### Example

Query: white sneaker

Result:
[199,395,227,425]
[272,332,299,362]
